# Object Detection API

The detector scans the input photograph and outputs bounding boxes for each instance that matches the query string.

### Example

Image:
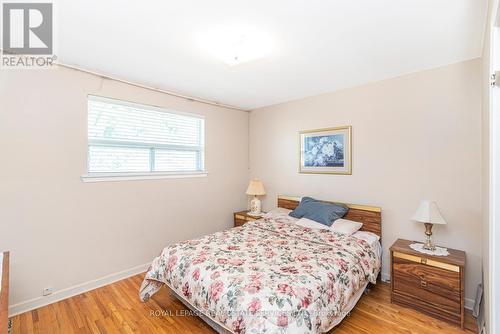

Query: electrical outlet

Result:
[42,287,53,296]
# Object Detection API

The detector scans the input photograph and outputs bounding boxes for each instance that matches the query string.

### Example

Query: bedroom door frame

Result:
[489,1,500,333]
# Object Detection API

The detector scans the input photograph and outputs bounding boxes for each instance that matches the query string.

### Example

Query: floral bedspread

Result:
[140,215,381,333]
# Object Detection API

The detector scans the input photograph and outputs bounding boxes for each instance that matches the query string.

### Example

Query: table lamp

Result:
[246,179,266,216]
[411,200,447,250]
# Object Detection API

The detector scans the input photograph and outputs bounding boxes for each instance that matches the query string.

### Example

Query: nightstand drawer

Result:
[393,255,461,317]
[234,218,247,227]
[393,254,461,297]
[392,291,462,325]
[235,214,248,220]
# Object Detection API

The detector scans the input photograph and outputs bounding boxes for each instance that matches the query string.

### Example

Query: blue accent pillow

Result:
[289,197,348,226]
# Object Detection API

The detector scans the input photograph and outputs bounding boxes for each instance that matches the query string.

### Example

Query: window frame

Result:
[81,95,207,182]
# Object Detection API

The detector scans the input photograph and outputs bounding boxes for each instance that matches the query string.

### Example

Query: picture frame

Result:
[299,126,352,175]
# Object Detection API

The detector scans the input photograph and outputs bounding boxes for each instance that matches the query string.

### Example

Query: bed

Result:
[140,195,382,333]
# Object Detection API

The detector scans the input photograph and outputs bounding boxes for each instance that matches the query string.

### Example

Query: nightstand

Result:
[390,239,466,328]
[233,211,264,227]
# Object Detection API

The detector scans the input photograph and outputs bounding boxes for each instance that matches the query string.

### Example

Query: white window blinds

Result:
[87,95,205,174]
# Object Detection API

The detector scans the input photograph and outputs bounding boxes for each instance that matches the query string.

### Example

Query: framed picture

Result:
[299,126,352,174]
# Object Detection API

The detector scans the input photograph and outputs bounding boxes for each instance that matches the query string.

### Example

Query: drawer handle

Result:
[420,258,427,264]
[421,280,427,287]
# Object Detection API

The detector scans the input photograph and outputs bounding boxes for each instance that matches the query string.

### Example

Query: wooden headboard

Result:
[277,195,382,239]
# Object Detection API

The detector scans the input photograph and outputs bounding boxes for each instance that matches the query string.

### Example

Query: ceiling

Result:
[58,0,488,110]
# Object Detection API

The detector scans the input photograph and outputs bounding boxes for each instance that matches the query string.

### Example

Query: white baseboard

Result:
[380,271,475,310]
[8,262,150,317]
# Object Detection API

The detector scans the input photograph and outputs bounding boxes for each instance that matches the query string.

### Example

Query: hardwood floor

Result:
[10,273,477,334]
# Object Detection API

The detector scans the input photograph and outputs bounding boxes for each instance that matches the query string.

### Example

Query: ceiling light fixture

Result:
[198,26,273,66]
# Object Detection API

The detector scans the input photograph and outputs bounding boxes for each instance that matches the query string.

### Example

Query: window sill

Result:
[81,171,208,183]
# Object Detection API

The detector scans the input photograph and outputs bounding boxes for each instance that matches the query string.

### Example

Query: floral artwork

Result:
[304,135,344,167]
[299,126,352,174]
[140,213,380,333]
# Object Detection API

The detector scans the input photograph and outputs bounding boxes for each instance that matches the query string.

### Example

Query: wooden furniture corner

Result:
[0,251,10,334]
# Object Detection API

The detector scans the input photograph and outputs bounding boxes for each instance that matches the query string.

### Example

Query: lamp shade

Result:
[411,200,447,225]
[246,179,266,196]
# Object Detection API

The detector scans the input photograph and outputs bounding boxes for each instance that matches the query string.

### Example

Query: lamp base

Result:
[249,196,262,216]
[422,240,436,251]
[422,223,436,251]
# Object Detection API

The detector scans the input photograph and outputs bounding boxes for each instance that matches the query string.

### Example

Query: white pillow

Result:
[352,231,380,245]
[263,207,292,219]
[330,219,363,236]
[295,217,331,230]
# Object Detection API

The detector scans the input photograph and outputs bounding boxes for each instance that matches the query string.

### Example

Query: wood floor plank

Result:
[9,274,478,333]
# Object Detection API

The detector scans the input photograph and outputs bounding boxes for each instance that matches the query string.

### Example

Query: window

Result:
[85,95,205,180]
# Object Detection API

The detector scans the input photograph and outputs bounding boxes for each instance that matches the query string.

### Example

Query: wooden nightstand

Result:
[233,211,264,227]
[390,239,466,328]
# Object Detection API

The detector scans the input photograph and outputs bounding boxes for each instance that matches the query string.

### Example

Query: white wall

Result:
[0,66,249,313]
[249,59,482,305]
